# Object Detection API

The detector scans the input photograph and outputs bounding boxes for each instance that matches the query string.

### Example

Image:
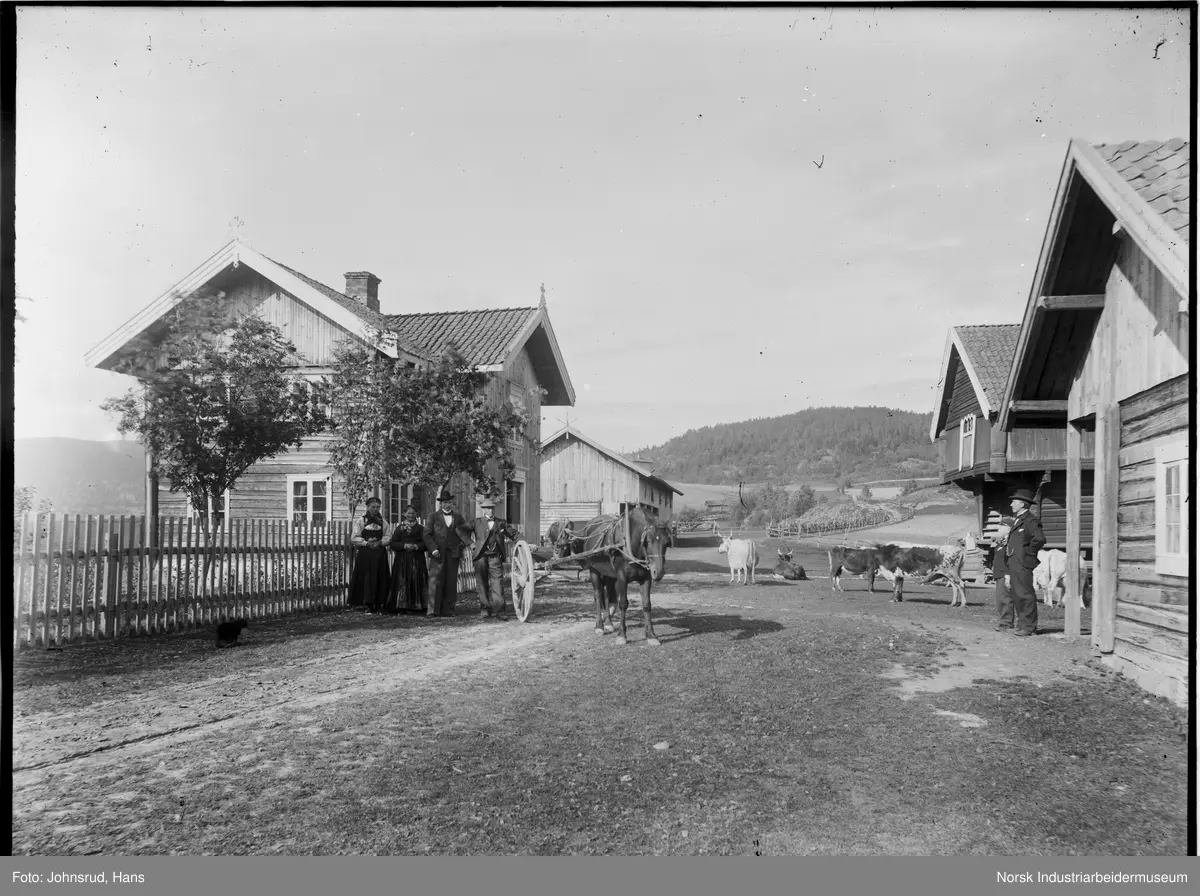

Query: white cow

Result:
[717,533,758,585]
[1034,549,1090,608]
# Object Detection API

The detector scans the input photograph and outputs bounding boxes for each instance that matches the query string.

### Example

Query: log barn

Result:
[85,239,575,536]
[999,138,1189,704]
[538,426,683,539]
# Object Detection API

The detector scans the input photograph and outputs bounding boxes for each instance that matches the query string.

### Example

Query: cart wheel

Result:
[510,539,535,622]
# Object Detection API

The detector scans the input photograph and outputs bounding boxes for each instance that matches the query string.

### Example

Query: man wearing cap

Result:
[471,497,520,620]
[422,489,473,617]
[1004,488,1046,636]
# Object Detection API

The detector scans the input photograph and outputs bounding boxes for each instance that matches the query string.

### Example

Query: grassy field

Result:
[12,536,1188,856]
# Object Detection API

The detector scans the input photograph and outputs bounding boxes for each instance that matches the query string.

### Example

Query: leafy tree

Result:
[789,485,817,518]
[101,299,324,530]
[676,506,703,525]
[901,479,920,496]
[326,341,531,514]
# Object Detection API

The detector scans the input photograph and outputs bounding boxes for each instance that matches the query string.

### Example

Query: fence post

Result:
[104,531,120,639]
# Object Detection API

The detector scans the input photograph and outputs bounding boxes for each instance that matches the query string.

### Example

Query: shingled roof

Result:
[953,324,1021,412]
[1093,139,1190,242]
[387,307,538,367]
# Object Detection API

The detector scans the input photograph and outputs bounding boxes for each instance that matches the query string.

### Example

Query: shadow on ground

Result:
[643,607,786,644]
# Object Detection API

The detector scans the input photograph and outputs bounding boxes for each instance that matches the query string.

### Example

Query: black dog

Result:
[215,619,248,648]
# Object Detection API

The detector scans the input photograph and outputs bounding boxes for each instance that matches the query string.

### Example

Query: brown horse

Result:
[558,506,670,646]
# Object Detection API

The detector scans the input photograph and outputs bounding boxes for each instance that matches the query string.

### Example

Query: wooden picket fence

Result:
[12,513,482,649]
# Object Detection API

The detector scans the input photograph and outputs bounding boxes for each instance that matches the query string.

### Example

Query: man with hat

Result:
[471,496,520,620]
[422,488,474,617]
[1004,487,1046,636]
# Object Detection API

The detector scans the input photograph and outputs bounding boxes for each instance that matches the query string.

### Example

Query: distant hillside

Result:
[636,406,938,486]
[14,438,146,515]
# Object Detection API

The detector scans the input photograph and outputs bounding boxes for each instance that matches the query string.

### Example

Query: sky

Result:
[13,6,1191,455]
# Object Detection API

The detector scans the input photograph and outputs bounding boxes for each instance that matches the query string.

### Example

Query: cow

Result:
[874,543,967,607]
[717,532,758,584]
[828,545,883,592]
[1034,549,1092,608]
[773,548,807,581]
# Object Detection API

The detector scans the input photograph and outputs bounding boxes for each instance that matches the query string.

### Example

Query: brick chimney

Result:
[344,272,381,313]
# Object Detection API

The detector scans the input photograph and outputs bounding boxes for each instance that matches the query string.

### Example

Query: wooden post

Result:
[145,450,159,545]
[82,516,97,640]
[1092,402,1120,654]
[104,528,120,640]
[1065,421,1083,638]
[15,513,30,648]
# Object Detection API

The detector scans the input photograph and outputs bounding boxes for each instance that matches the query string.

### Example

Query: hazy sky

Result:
[14,6,1190,454]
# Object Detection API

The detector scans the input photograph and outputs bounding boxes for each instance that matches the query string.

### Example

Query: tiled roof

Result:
[1093,139,1190,242]
[264,257,428,358]
[386,307,537,367]
[954,324,1021,411]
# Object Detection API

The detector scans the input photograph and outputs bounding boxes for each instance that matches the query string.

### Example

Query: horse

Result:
[558,506,671,646]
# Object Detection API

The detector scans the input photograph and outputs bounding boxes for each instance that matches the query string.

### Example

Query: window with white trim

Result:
[958,415,976,471]
[188,490,231,524]
[1155,438,1189,577]
[288,475,331,526]
[387,482,422,524]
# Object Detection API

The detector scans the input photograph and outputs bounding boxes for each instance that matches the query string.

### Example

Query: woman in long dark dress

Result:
[385,504,429,614]
[348,497,392,612]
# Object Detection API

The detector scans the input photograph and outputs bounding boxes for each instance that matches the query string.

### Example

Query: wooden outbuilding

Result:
[931,324,1097,553]
[538,426,683,538]
[999,138,1189,704]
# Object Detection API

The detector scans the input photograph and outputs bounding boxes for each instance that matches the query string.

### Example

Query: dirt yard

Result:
[11,532,1189,856]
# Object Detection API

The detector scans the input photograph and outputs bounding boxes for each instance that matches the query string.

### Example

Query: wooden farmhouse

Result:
[85,239,575,536]
[931,324,1096,554]
[538,426,683,539]
[999,138,1189,704]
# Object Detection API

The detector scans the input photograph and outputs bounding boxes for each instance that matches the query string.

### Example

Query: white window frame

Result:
[287,474,332,527]
[187,489,231,523]
[1154,438,1189,577]
[959,415,976,471]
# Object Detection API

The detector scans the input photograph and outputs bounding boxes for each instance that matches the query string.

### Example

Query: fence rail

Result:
[12,514,481,649]
[767,505,918,540]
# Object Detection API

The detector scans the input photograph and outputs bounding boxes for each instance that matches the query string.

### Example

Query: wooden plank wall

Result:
[946,352,984,422]
[1070,237,1189,418]
[225,269,364,365]
[1007,425,1096,465]
[1109,375,1189,704]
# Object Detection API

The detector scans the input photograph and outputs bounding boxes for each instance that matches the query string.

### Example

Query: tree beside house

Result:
[86,239,575,536]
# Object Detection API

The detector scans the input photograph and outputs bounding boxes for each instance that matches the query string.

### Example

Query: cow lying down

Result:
[773,548,807,581]
[828,543,967,607]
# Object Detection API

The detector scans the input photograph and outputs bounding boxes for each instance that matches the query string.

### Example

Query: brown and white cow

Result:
[874,543,967,607]
[828,546,883,592]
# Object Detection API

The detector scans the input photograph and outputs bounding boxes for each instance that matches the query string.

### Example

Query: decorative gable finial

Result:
[539,282,546,308]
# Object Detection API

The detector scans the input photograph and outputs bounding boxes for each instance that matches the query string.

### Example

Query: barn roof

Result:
[998,138,1190,430]
[1094,138,1190,242]
[929,324,1021,441]
[541,426,684,496]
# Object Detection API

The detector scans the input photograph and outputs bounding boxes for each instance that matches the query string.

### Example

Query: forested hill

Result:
[635,406,939,485]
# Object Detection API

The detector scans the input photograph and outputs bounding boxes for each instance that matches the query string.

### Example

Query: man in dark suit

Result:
[422,489,473,617]
[470,496,520,620]
[1004,488,1047,636]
